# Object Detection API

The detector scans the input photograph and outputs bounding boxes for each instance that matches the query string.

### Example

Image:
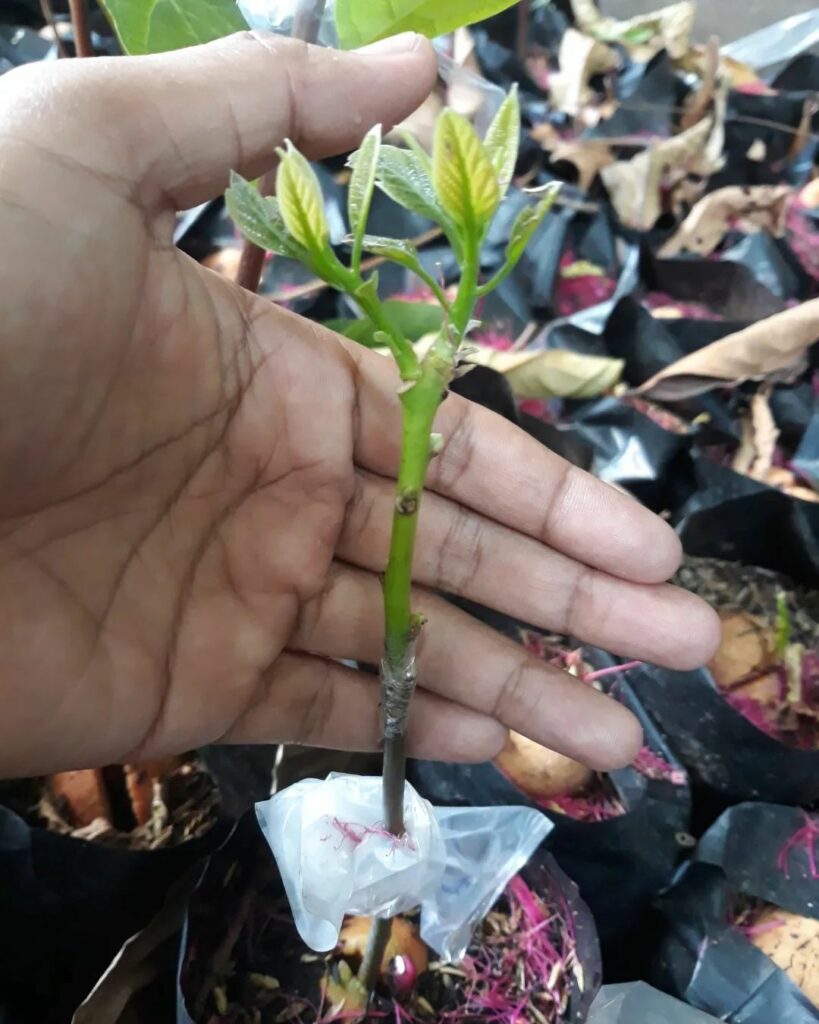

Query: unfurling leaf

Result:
[374,146,444,223]
[355,235,423,273]
[482,85,521,197]
[334,0,520,50]
[275,141,330,255]
[225,172,305,259]
[505,185,562,268]
[433,110,500,234]
[99,0,248,54]
[348,125,382,257]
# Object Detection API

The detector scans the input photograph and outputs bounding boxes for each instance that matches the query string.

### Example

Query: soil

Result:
[0,758,219,850]
[674,557,819,749]
[183,867,585,1024]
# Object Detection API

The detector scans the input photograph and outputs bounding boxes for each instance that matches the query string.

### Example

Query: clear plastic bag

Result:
[721,13,819,74]
[236,0,506,132]
[256,773,552,960]
[588,983,722,1023]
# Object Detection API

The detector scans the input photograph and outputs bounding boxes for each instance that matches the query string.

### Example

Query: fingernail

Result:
[356,32,422,56]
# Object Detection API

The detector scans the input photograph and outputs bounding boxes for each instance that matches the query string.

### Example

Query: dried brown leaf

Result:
[601,111,723,229]
[635,300,819,400]
[659,185,792,257]
[339,916,428,977]
[549,28,618,117]
[571,0,695,59]
[535,134,615,193]
[681,35,719,130]
[468,346,624,399]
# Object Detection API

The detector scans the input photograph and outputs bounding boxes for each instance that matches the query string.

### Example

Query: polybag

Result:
[588,983,721,1024]
[653,803,819,1024]
[255,773,552,962]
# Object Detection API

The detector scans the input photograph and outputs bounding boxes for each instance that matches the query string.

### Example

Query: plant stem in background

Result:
[517,0,530,62]
[68,0,94,57]
[235,0,327,295]
[40,0,68,57]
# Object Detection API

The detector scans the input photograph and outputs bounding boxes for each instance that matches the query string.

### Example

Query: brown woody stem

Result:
[68,0,93,57]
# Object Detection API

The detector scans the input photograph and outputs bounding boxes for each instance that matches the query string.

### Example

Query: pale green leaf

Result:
[374,146,443,223]
[334,0,519,50]
[355,235,422,272]
[348,125,381,245]
[275,141,330,255]
[505,185,561,268]
[324,301,444,347]
[433,110,500,233]
[99,0,247,55]
[225,172,305,259]
[483,85,520,196]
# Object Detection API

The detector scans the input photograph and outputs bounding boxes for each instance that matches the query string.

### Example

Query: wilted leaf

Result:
[532,129,614,193]
[680,35,719,130]
[276,142,329,255]
[549,28,618,117]
[225,172,304,259]
[732,390,780,482]
[325,301,444,347]
[433,110,500,233]
[659,185,792,258]
[468,346,624,399]
[375,146,444,222]
[99,0,247,54]
[348,125,381,248]
[482,85,520,196]
[334,0,520,50]
[601,111,723,229]
[636,300,819,400]
[571,0,695,59]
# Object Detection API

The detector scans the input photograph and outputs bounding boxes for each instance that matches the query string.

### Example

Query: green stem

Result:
[358,239,481,993]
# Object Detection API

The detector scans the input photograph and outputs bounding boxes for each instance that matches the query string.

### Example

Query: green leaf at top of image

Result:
[99,0,247,55]
[325,301,444,348]
[334,0,520,50]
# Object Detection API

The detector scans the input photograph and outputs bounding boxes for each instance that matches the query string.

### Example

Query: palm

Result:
[0,34,719,779]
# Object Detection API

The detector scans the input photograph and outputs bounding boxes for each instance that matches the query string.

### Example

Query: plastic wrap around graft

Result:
[255,772,552,962]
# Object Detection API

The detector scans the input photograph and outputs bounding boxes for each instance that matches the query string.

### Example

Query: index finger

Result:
[346,341,683,585]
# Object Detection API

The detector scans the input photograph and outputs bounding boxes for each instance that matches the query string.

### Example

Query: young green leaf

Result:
[334,0,519,50]
[325,301,444,347]
[505,185,561,269]
[276,141,330,257]
[99,0,247,55]
[355,235,423,273]
[433,110,500,235]
[348,125,382,268]
[225,172,305,259]
[483,85,521,197]
[375,146,444,223]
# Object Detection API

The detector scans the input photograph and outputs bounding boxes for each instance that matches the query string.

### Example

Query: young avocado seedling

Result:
[226,88,559,990]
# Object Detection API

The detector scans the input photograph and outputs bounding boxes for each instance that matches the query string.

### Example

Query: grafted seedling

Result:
[226,85,559,991]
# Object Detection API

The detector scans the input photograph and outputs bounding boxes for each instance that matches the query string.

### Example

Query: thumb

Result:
[61,31,437,211]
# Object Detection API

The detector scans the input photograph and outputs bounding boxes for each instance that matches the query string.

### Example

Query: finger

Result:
[339,471,721,669]
[344,341,683,585]
[94,31,437,209]
[218,652,507,762]
[290,565,644,770]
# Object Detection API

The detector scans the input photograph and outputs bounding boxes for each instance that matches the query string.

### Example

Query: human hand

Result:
[0,32,720,778]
